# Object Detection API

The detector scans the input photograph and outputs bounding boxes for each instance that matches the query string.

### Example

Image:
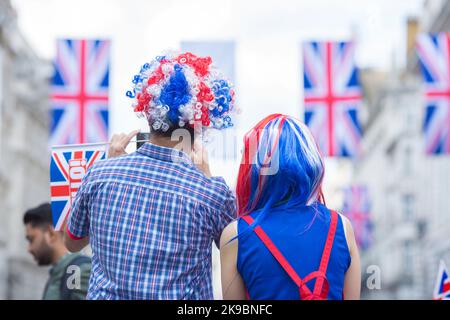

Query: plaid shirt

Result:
[67,143,236,300]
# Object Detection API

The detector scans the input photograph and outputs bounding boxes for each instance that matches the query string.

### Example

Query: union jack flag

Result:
[50,39,110,145]
[416,33,450,155]
[50,143,106,231]
[433,260,450,300]
[303,41,362,157]
[341,185,373,250]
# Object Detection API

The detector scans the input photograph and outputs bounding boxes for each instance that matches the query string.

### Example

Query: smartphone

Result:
[136,132,150,149]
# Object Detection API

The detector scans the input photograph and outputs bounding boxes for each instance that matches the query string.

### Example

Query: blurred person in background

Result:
[23,202,91,300]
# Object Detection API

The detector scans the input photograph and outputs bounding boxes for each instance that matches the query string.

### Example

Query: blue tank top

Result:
[237,203,351,300]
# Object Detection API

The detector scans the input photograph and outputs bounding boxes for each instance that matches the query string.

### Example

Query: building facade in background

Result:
[357,0,450,299]
[0,0,51,299]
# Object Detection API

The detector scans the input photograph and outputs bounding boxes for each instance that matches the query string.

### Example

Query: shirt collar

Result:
[137,143,194,167]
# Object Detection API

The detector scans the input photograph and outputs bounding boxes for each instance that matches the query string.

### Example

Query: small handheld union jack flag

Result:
[50,143,106,231]
[303,41,363,158]
[416,33,450,155]
[433,260,450,300]
[50,39,110,146]
[341,185,373,250]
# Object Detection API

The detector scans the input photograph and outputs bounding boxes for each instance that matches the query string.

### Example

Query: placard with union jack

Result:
[50,143,106,231]
[303,41,362,157]
[416,33,450,155]
[50,39,110,145]
[341,185,373,250]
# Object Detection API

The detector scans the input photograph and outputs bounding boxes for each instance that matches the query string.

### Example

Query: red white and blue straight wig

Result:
[236,114,326,226]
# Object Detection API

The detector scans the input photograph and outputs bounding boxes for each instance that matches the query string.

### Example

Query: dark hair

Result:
[23,203,53,228]
[150,121,196,145]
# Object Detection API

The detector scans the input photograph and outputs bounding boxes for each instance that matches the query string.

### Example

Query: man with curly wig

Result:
[63,52,237,300]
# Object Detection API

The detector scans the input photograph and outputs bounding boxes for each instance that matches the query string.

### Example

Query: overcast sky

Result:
[11,0,425,191]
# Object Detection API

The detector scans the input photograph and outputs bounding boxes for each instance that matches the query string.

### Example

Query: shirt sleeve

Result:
[209,177,237,248]
[67,168,94,239]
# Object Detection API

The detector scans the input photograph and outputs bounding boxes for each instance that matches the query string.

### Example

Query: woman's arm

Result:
[220,221,247,300]
[342,216,361,300]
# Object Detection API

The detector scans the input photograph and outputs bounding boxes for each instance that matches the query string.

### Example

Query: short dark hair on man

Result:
[23,203,53,228]
[149,120,196,145]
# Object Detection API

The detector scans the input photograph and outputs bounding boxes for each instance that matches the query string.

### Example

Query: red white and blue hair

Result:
[236,114,326,222]
[126,51,236,132]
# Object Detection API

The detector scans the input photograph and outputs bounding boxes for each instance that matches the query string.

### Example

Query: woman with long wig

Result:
[220,114,361,300]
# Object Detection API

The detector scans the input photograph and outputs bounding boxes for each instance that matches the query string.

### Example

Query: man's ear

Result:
[44,224,59,244]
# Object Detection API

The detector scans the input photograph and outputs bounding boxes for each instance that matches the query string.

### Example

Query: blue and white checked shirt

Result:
[67,143,236,300]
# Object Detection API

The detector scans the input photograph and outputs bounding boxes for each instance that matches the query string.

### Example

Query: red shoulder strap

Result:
[312,210,338,297]
[242,210,339,300]
[241,215,313,298]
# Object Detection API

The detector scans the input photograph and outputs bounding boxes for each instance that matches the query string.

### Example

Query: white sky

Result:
[11,0,424,195]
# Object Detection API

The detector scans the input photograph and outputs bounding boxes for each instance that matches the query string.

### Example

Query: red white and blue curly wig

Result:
[126,51,236,133]
[236,114,326,221]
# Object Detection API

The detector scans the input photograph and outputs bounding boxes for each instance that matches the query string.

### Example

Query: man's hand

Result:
[108,130,140,159]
